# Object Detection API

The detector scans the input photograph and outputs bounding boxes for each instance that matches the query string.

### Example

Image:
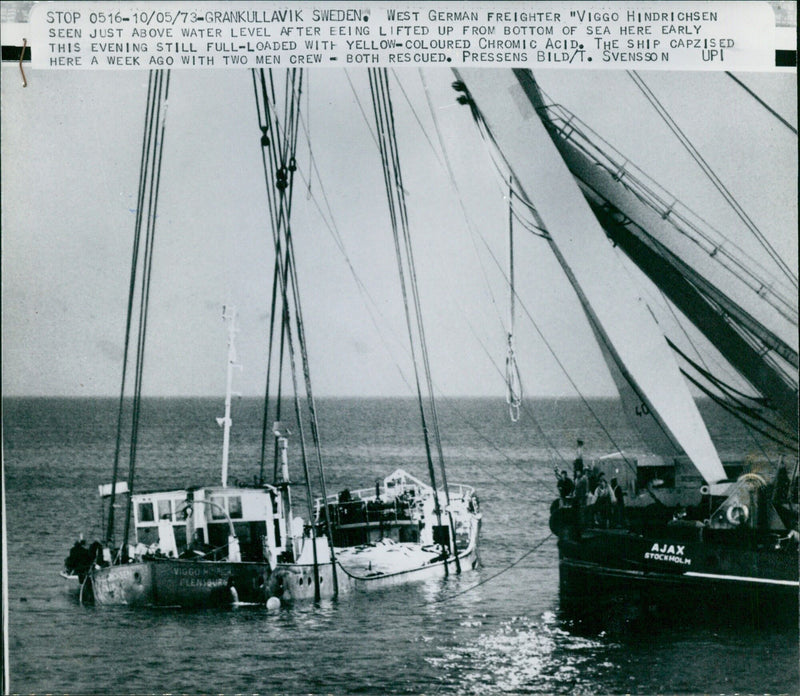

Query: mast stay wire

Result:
[627,70,798,291]
[417,69,528,418]
[533,83,797,320]
[107,70,157,545]
[505,179,523,423]
[287,74,567,485]
[368,68,459,573]
[344,69,381,151]
[288,121,553,487]
[291,91,436,403]
[416,71,508,342]
[725,71,798,136]
[252,68,339,599]
[455,82,652,485]
[627,258,794,454]
[390,71,446,170]
[121,70,171,553]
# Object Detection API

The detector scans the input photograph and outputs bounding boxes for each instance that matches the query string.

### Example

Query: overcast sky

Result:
[1,66,796,398]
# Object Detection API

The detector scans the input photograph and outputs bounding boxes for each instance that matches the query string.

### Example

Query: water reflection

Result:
[427,612,611,695]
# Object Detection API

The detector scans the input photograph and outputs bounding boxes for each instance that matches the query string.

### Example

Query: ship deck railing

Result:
[537,101,797,321]
[317,482,475,506]
[315,483,476,524]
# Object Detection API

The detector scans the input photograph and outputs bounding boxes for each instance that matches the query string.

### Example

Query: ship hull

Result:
[556,529,798,623]
[269,518,481,602]
[87,559,272,607]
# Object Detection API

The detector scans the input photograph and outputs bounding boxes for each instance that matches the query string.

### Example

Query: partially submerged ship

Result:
[270,466,480,602]
[61,68,481,608]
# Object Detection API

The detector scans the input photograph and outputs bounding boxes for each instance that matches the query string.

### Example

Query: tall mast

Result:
[217,305,239,487]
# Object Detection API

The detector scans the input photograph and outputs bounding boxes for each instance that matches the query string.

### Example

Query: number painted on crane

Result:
[635,402,650,417]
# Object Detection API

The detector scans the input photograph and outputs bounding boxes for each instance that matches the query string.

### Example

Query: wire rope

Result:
[725,71,797,136]
[425,533,553,605]
[628,70,797,290]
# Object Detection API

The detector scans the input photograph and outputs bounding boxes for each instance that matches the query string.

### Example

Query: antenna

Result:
[216,306,240,487]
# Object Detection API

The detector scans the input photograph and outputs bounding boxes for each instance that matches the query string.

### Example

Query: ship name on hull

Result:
[644,542,692,565]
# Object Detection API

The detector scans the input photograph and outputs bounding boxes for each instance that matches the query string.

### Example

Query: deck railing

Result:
[315,482,476,524]
[538,101,797,324]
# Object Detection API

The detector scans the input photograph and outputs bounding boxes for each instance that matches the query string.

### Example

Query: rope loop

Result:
[505,333,522,423]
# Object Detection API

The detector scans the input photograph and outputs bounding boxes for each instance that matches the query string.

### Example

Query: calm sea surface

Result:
[4,397,798,695]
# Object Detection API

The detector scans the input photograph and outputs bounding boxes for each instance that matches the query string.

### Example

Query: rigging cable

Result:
[668,339,797,444]
[453,80,659,495]
[293,91,427,402]
[416,71,508,342]
[390,70,445,169]
[681,370,796,450]
[725,72,798,136]
[122,69,171,554]
[417,71,527,424]
[505,179,523,422]
[368,68,458,573]
[253,68,339,598]
[107,70,157,546]
[344,69,380,151]
[627,70,798,291]
[425,533,553,606]
[253,68,321,599]
[655,296,791,459]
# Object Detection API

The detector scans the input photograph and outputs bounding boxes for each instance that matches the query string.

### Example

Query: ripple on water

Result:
[426,612,618,695]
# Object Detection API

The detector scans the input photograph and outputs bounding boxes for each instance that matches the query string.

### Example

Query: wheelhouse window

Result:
[228,496,243,519]
[210,495,226,520]
[157,499,172,521]
[137,501,155,523]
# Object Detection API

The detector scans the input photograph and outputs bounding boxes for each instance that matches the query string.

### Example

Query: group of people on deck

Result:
[554,439,625,528]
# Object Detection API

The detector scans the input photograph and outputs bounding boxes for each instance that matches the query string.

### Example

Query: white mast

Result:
[217,305,240,487]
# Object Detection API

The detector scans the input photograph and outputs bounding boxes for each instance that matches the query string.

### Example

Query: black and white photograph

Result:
[2,1,798,693]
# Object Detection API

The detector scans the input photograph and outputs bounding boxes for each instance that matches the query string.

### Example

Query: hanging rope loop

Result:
[505,177,523,423]
[505,333,522,423]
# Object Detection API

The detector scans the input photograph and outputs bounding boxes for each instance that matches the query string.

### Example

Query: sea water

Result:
[4,397,798,694]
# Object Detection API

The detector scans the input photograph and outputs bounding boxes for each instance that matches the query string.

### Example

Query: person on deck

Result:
[65,538,93,579]
[610,477,625,527]
[574,468,589,527]
[572,439,585,478]
[594,476,613,528]
[774,465,790,505]
[587,462,601,493]
[555,468,575,500]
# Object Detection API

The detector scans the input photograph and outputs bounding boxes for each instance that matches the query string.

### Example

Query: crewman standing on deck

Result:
[573,438,585,478]
[610,477,625,526]
[574,468,589,527]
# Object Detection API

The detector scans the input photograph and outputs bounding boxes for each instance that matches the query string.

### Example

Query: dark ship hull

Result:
[87,558,272,608]
[551,514,799,624]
